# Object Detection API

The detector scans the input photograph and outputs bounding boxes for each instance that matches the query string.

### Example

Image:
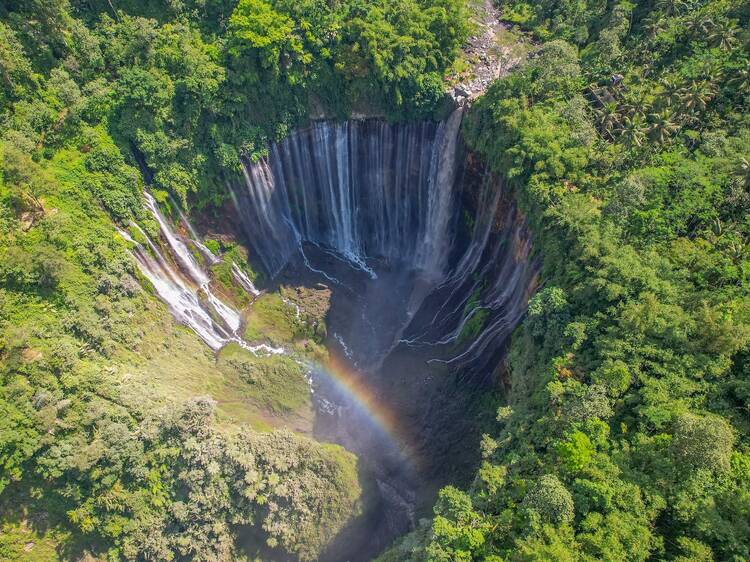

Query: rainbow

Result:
[312,353,421,470]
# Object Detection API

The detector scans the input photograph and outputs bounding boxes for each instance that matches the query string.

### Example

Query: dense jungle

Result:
[1,0,749,561]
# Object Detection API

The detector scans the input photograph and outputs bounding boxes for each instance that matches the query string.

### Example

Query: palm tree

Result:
[678,80,716,113]
[621,97,646,120]
[644,14,668,37]
[595,101,623,140]
[703,66,724,89]
[620,114,648,147]
[708,23,739,51]
[656,0,688,17]
[738,157,750,190]
[659,78,681,108]
[728,64,750,96]
[648,109,679,144]
[686,16,713,37]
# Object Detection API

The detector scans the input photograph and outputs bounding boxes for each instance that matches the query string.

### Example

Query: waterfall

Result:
[399,176,538,373]
[232,108,465,278]
[128,111,536,375]
[231,263,261,297]
[122,194,280,354]
[228,109,537,373]
[143,192,210,286]
[414,107,464,278]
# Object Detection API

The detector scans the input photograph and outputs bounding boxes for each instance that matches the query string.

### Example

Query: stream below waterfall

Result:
[123,111,539,561]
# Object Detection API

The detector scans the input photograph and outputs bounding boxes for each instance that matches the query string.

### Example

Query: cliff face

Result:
[137,109,538,560]
[227,108,537,372]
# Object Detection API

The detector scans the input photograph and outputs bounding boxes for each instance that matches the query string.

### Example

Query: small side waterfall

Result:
[122,193,277,354]
[143,192,210,287]
[400,187,537,373]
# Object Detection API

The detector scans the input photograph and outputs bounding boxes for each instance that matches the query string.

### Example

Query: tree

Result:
[556,430,595,472]
[227,0,300,73]
[526,288,570,342]
[426,487,487,561]
[1,142,48,219]
[678,80,715,114]
[527,40,583,100]
[620,113,647,147]
[673,537,714,562]
[671,413,735,473]
[0,387,41,494]
[728,63,750,98]
[707,22,738,51]
[648,109,679,144]
[594,101,622,140]
[659,79,681,108]
[0,22,36,103]
[655,0,687,18]
[523,475,575,526]
[514,524,579,561]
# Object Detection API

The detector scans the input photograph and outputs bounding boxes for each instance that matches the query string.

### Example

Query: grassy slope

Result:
[244,287,330,359]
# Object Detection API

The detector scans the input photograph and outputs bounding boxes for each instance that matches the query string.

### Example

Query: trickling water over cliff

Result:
[121,193,276,354]
[231,109,465,280]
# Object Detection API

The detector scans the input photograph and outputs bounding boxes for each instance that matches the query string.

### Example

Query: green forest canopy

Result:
[1,0,470,208]
[2,0,750,561]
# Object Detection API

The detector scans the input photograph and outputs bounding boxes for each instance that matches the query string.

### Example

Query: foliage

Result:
[2,1,471,557]
[0,132,359,559]
[217,343,311,416]
[671,412,735,473]
[523,474,575,526]
[1,0,470,210]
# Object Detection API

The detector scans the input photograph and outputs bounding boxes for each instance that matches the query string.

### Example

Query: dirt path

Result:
[448,0,526,103]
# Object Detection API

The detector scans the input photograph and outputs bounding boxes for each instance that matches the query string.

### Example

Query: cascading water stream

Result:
[143,192,210,286]
[122,194,281,355]
[232,108,465,281]
[231,262,261,297]
[414,107,464,278]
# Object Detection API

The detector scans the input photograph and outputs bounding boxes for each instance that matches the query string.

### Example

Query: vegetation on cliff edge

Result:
[380,0,750,560]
